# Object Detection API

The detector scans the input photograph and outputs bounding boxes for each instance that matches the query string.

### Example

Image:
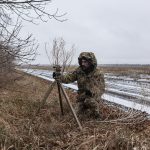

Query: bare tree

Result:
[0,18,37,88]
[0,0,67,23]
[0,0,66,88]
[46,37,75,73]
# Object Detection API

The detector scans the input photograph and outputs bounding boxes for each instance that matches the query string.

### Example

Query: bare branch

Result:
[0,0,66,88]
[0,17,37,88]
[0,0,67,23]
[46,37,75,73]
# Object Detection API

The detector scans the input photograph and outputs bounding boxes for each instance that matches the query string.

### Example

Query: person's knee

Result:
[76,102,86,114]
[84,98,98,108]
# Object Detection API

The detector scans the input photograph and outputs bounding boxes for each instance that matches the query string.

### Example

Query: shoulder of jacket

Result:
[75,67,83,74]
[67,67,80,75]
[94,68,104,76]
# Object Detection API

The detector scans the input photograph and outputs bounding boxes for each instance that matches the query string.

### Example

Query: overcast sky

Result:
[22,0,150,64]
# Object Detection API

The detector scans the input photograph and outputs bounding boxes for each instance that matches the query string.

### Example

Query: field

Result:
[23,65,150,112]
[0,65,150,149]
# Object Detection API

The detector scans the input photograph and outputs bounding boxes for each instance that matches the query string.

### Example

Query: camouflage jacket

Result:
[60,52,105,100]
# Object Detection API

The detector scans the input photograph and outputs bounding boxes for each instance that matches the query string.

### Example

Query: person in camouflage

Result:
[53,52,105,118]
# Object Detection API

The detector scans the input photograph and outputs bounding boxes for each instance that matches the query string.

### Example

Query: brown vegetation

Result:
[0,71,150,149]
[99,65,150,75]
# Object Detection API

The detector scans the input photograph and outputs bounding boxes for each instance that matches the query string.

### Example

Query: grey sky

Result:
[22,0,150,64]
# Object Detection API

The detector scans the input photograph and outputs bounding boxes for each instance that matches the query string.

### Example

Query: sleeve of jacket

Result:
[60,70,77,84]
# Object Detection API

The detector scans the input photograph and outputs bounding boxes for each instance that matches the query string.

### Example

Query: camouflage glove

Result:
[85,90,92,97]
[52,72,61,79]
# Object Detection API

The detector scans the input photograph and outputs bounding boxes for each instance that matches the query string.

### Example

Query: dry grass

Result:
[99,65,150,75]
[23,64,150,75]
[0,71,150,150]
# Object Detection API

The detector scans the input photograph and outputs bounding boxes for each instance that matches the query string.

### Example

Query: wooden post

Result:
[57,82,64,115]
[59,83,83,131]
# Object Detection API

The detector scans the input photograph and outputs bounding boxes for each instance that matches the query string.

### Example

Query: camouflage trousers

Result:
[76,97,100,119]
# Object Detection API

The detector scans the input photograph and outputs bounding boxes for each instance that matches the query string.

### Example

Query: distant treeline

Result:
[98,64,150,67]
[21,64,150,70]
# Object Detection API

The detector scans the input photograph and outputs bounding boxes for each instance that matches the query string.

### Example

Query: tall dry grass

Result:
[0,72,150,150]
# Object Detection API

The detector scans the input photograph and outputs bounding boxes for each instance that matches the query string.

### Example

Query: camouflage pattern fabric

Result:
[60,52,105,118]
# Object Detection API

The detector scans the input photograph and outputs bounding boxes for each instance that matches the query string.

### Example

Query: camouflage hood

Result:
[78,52,97,71]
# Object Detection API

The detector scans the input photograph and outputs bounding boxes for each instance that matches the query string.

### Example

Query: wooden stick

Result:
[57,81,64,115]
[35,81,56,116]
[29,81,57,131]
[59,83,83,131]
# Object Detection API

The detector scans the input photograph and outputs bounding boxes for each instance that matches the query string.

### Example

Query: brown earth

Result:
[0,71,150,150]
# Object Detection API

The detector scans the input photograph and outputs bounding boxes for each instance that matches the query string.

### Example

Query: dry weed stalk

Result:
[98,101,149,132]
[45,37,75,72]
[100,109,147,124]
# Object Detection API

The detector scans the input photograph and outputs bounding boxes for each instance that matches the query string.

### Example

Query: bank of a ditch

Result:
[1,71,150,149]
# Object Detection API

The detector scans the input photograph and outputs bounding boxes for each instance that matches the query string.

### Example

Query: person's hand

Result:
[85,90,92,96]
[52,72,61,79]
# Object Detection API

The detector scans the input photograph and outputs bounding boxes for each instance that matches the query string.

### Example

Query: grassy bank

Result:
[0,72,150,149]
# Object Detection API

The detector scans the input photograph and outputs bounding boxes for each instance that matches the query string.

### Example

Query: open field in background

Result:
[1,66,150,149]
[99,65,150,75]
[22,65,150,109]
[22,64,150,74]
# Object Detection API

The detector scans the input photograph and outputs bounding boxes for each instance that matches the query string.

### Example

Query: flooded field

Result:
[22,68,150,114]
[105,73,150,104]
